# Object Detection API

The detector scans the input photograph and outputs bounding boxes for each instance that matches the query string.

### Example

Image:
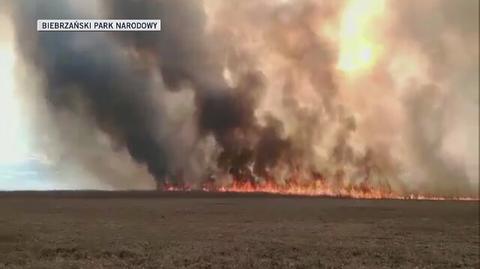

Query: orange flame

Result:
[217,181,476,201]
[160,180,477,201]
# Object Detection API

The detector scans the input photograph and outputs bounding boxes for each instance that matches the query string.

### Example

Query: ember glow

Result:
[1,0,479,199]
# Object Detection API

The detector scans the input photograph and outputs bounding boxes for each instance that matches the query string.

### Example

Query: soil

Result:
[0,191,478,268]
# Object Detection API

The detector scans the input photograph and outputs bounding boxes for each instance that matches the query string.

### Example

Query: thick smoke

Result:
[2,0,478,197]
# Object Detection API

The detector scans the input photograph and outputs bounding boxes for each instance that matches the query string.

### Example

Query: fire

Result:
[337,0,386,73]
[218,180,395,199]
[159,178,477,201]
[216,181,476,201]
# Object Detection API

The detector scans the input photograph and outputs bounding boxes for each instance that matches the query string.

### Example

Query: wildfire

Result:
[123,0,480,202]
[159,179,477,201]
[218,182,477,201]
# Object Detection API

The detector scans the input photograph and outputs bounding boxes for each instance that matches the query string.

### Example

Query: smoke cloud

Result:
[1,0,478,197]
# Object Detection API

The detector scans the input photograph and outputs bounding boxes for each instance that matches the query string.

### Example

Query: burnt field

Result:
[0,192,478,268]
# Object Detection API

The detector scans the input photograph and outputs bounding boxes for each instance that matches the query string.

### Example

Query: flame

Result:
[216,181,476,201]
[337,0,386,73]
[159,179,477,201]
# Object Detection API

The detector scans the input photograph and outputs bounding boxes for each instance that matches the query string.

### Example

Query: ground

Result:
[0,191,478,269]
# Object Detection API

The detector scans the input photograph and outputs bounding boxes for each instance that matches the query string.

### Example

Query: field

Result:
[0,191,478,268]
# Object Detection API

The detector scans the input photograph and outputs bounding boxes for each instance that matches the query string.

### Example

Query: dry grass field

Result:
[0,191,478,268]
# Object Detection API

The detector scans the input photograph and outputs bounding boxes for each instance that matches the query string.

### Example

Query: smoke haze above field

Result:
[0,0,478,197]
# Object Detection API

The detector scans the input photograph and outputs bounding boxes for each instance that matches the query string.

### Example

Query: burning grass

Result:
[160,178,478,201]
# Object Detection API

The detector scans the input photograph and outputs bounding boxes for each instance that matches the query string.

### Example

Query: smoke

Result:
[2,0,478,197]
